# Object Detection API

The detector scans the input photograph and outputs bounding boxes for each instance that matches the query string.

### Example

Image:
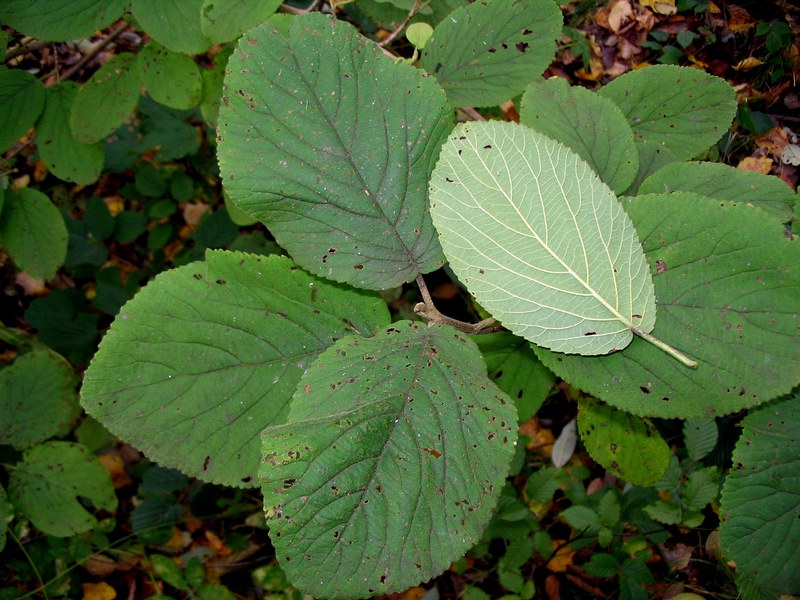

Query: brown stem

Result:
[459,107,487,121]
[378,0,424,48]
[279,0,321,16]
[414,275,500,334]
[5,39,51,62]
[36,20,132,85]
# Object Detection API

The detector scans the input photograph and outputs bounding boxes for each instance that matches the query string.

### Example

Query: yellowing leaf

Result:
[82,582,116,600]
[737,156,772,174]
[733,57,764,71]
[546,541,574,572]
[638,0,677,15]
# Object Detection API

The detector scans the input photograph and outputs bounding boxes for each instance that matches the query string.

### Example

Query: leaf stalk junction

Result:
[414,275,500,334]
[416,277,698,368]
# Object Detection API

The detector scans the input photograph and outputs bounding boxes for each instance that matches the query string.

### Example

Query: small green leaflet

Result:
[8,441,118,537]
[0,188,68,281]
[138,43,203,110]
[260,321,517,598]
[36,83,105,184]
[0,69,45,153]
[70,52,141,145]
[0,350,81,449]
[0,0,128,42]
[429,121,693,365]
[131,0,211,55]
[577,398,670,487]
[200,0,283,44]
[0,485,10,552]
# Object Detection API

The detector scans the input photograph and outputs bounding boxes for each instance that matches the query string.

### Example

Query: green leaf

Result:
[520,78,638,195]
[419,0,562,107]
[598,65,736,161]
[464,586,492,600]
[623,141,678,196]
[131,496,182,544]
[200,47,233,129]
[737,104,774,135]
[502,537,536,570]
[582,552,619,578]
[150,554,189,590]
[185,557,206,589]
[200,0,283,44]
[639,161,795,223]
[217,14,451,290]
[736,575,782,600]
[577,398,669,486]
[24,289,100,363]
[536,192,800,418]
[471,332,556,422]
[0,69,45,153]
[0,350,80,449]
[525,466,567,504]
[682,466,719,512]
[81,251,390,487]
[643,499,682,525]
[652,454,681,495]
[260,321,517,598]
[8,441,117,537]
[131,0,211,55]
[0,188,68,280]
[683,418,718,462]
[597,489,621,527]
[196,584,237,600]
[720,393,800,594]
[70,52,142,144]
[134,162,167,197]
[141,466,189,495]
[138,95,201,161]
[36,83,105,184]
[620,557,653,600]
[139,43,203,110]
[429,121,657,356]
[359,0,468,30]
[406,22,434,50]
[561,505,601,534]
[598,525,613,547]
[499,567,525,593]
[0,485,10,552]
[0,0,127,42]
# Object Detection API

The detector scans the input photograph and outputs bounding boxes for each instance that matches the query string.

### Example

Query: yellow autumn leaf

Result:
[737,156,773,175]
[82,582,116,600]
[733,57,764,71]
[638,0,677,16]
[546,541,574,572]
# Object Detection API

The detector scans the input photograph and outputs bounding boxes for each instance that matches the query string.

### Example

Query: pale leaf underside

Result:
[429,121,656,356]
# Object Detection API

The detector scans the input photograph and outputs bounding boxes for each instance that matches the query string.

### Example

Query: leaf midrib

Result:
[460,130,634,331]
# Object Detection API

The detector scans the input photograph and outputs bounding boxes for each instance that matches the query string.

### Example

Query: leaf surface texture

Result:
[218,14,451,290]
